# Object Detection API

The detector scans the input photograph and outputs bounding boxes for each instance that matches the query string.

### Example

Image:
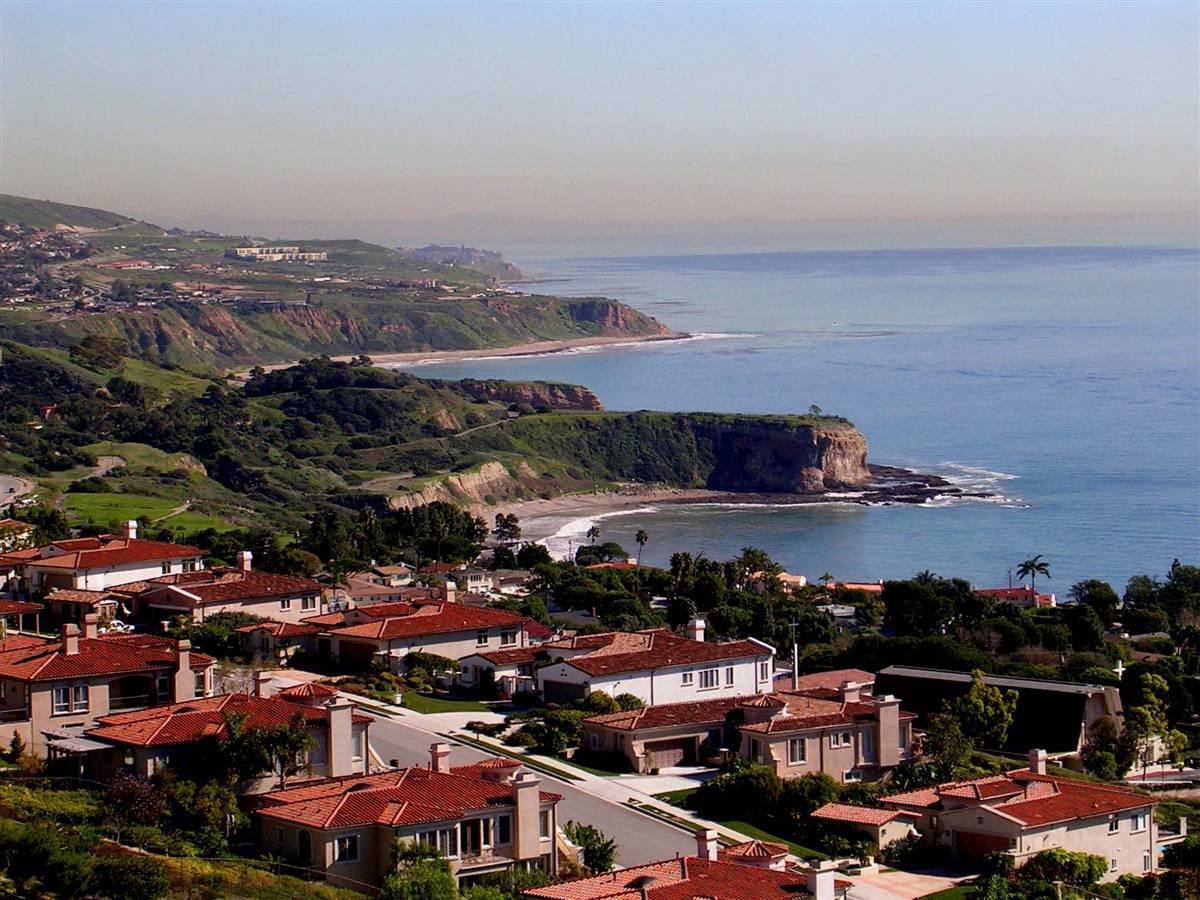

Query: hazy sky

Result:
[2,0,1197,256]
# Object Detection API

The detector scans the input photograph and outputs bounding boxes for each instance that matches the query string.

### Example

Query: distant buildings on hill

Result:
[228,245,327,262]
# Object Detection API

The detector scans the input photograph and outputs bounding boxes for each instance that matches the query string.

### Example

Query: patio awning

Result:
[45,735,111,754]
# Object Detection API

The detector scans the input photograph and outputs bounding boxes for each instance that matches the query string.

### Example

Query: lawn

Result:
[652,789,822,859]
[80,441,194,472]
[63,492,231,532]
[400,692,488,714]
[920,886,976,899]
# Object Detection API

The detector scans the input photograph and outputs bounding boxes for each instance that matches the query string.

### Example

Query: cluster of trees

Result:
[506,690,644,758]
[378,840,558,900]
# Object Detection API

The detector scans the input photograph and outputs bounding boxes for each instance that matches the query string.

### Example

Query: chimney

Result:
[839,681,861,703]
[441,581,457,603]
[512,771,542,861]
[122,519,138,541]
[173,638,193,701]
[83,613,99,640]
[236,550,252,572]
[688,618,706,643]
[429,741,451,773]
[327,699,354,776]
[1029,748,1048,776]
[254,669,275,698]
[695,828,719,861]
[61,623,80,656]
[805,860,837,900]
[876,694,901,768]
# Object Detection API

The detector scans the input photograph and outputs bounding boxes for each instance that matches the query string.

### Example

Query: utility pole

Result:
[789,621,802,690]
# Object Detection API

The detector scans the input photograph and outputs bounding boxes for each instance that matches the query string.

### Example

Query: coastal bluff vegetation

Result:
[0,346,870,530]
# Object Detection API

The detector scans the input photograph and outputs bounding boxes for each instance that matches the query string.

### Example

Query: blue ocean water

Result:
[398,246,1200,592]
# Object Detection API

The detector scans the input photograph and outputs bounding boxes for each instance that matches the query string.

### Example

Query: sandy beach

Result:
[231,332,689,378]
[480,487,728,556]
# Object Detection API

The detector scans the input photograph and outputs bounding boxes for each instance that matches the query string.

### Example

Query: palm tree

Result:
[1017,555,1051,594]
[635,530,648,566]
[586,525,600,546]
[819,572,833,587]
[914,570,938,585]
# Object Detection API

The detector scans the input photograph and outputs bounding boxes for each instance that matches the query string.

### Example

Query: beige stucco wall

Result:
[330,624,528,670]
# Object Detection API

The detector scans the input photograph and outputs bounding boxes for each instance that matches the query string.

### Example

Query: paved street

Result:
[364,710,697,868]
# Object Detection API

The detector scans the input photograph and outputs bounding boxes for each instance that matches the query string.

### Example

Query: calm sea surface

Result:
[395,247,1200,592]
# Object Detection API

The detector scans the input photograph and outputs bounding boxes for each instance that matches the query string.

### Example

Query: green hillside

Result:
[0,193,137,230]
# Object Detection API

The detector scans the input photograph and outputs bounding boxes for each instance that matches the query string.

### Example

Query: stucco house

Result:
[535,620,775,706]
[123,559,326,624]
[583,681,915,777]
[526,829,848,900]
[237,620,321,664]
[79,679,371,791]
[878,751,1186,879]
[309,601,537,672]
[253,744,562,890]
[0,613,214,756]
[811,803,920,848]
[0,521,206,594]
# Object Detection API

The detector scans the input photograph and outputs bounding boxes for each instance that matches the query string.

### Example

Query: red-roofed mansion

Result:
[0,612,215,756]
[583,679,915,778]
[253,743,562,890]
[533,619,775,706]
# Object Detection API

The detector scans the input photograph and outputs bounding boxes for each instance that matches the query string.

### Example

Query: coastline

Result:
[230,332,690,377]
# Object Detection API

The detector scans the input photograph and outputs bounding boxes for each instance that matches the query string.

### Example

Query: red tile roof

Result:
[0,599,42,615]
[255,767,560,830]
[235,620,320,638]
[2,536,205,570]
[87,692,369,747]
[465,647,540,666]
[587,694,753,731]
[720,839,788,859]
[526,856,818,899]
[133,567,323,605]
[882,770,1154,829]
[548,630,770,677]
[812,802,910,826]
[0,633,212,682]
[783,669,876,692]
[327,602,530,641]
[277,682,338,699]
[738,690,914,735]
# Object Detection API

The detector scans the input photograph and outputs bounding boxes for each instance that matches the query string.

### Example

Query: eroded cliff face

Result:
[566,299,671,335]
[456,379,603,411]
[691,418,870,493]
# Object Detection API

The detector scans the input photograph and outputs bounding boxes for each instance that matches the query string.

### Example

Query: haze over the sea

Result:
[2,1,1197,255]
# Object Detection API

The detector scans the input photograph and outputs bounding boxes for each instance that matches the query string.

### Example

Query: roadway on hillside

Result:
[363,711,697,868]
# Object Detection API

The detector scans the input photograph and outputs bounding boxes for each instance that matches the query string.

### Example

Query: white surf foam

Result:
[539,506,662,561]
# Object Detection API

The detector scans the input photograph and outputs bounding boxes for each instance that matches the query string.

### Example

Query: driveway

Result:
[846,867,972,900]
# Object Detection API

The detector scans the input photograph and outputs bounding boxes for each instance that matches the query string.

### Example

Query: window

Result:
[417,827,458,857]
[899,723,910,749]
[52,685,70,714]
[844,769,862,783]
[500,630,517,646]
[477,630,489,646]
[759,661,770,682]
[788,737,806,765]
[1109,818,1120,834]
[590,734,601,750]
[279,597,292,611]
[539,810,550,839]
[1144,852,1152,873]
[300,595,317,612]
[275,826,285,848]
[1132,812,1148,833]
[71,684,88,713]
[699,668,719,690]
[498,814,512,845]
[862,729,875,760]
[183,558,197,573]
[334,834,359,863]
[155,671,169,701]
[681,671,694,686]
[1110,858,1117,872]
[725,666,734,686]
[194,670,206,697]
[830,731,852,748]
[161,562,171,575]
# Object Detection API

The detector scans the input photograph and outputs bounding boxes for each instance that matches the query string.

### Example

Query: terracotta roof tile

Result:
[812,802,910,826]
[0,633,212,682]
[134,568,323,605]
[235,620,320,638]
[7,536,205,570]
[719,839,788,859]
[255,767,561,829]
[553,631,770,677]
[0,599,42,615]
[87,692,369,747]
[526,856,815,900]
[327,603,530,640]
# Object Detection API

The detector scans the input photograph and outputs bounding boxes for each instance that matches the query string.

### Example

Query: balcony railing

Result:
[0,708,29,724]
[108,694,154,711]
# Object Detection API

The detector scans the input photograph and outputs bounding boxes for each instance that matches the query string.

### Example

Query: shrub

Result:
[1018,848,1106,888]
[615,693,644,711]
[92,855,171,900]
[405,651,459,674]
[879,833,923,868]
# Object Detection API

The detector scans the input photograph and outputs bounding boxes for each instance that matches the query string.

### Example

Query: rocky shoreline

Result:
[664,464,996,508]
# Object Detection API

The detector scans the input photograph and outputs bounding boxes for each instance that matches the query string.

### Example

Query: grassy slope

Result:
[0,192,136,229]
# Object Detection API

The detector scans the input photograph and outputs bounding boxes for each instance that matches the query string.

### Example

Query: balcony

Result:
[0,708,30,724]
[108,694,154,711]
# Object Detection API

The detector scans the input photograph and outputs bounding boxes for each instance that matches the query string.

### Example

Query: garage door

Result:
[645,738,696,770]
[954,831,1010,861]
[543,681,588,704]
